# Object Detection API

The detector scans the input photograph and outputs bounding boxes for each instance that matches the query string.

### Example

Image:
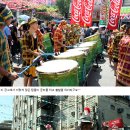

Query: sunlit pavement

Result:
[87,52,116,87]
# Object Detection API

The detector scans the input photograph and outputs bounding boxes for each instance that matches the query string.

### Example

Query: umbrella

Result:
[18,21,27,29]
[99,25,106,28]
[18,14,30,23]
[90,26,99,30]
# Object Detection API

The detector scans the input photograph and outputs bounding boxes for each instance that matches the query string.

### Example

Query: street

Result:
[13,52,116,87]
[87,52,116,86]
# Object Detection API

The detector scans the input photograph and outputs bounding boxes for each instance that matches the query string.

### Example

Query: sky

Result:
[0,96,14,123]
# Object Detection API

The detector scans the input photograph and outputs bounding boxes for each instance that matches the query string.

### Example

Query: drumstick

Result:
[38,48,45,54]
[17,54,43,77]
[38,48,54,57]
[65,46,74,49]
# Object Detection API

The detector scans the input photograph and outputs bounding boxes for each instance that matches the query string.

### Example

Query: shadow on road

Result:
[87,66,102,86]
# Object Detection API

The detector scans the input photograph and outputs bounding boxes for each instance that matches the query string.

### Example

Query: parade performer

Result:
[65,24,72,46]
[53,20,67,55]
[0,4,18,86]
[11,19,21,56]
[112,25,126,76]
[35,29,45,50]
[73,24,81,44]
[69,24,75,45]
[116,25,130,86]
[107,30,116,65]
[21,17,41,86]
[76,115,93,130]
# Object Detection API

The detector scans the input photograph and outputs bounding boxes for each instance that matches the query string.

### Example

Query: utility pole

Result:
[67,96,70,130]
[59,96,62,130]
[81,96,84,113]
[75,96,78,121]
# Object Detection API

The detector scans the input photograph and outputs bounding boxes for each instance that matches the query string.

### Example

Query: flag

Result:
[99,0,108,26]
[70,0,82,25]
[80,0,95,27]
[109,118,124,128]
[102,118,124,128]
[107,0,123,30]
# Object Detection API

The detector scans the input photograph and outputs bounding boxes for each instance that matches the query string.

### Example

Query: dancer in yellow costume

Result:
[21,18,41,86]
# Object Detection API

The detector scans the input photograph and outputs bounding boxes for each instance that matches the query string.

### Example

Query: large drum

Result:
[36,59,79,86]
[67,47,92,75]
[43,33,53,53]
[67,48,90,81]
[54,51,85,85]
[78,41,97,61]
[67,47,89,55]
[85,34,103,54]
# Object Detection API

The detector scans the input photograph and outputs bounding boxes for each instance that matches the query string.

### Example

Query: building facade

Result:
[85,96,130,130]
[123,0,130,6]
[12,96,130,130]
[12,96,38,130]
[0,120,12,130]
[12,96,61,130]
[12,96,84,130]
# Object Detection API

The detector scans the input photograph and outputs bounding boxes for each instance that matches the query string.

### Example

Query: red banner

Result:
[109,118,124,128]
[80,0,95,27]
[70,0,82,25]
[107,0,123,30]
[102,118,124,128]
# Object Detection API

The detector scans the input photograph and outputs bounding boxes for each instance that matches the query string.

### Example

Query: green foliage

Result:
[36,5,58,12]
[56,0,71,19]
[34,5,59,20]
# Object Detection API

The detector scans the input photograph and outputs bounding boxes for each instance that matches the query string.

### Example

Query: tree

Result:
[56,0,71,19]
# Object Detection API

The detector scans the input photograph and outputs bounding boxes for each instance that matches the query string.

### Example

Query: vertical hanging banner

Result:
[80,0,95,27]
[99,0,108,26]
[107,0,123,30]
[70,0,82,25]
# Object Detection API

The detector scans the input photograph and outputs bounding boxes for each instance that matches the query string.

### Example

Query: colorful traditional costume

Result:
[107,35,114,58]
[65,24,73,46]
[53,20,67,54]
[112,31,124,63]
[0,4,13,85]
[21,18,38,77]
[116,35,130,86]
[35,29,44,50]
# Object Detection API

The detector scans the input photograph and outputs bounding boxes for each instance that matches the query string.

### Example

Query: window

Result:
[19,113,21,119]
[117,108,124,113]
[30,105,33,113]
[127,114,130,119]
[71,111,75,117]
[16,105,18,110]
[23,123,26,130]
[14,117,17,122]
[37,101,41,109]
[29,120,33,128]
[20,101,21,107]
[110,105,115,110]
[23,98,27,103]
[23,110,26,117]
[37,117,44,126]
